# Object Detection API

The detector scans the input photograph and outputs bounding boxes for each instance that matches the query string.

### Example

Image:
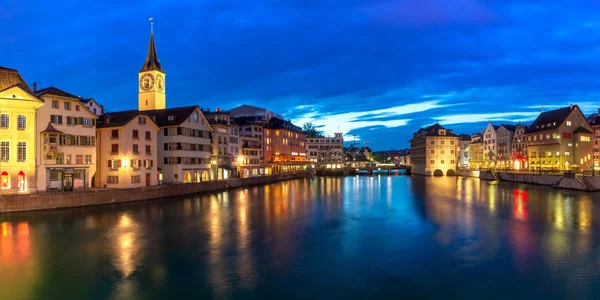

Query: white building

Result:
[35,87,98,191]
[483,122,499,166]
[306,133,344,167]
[96,112,159,188]
[79,97,104,116]
[458,134,471,168]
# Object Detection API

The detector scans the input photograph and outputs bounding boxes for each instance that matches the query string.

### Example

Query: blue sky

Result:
[2,0,600,150]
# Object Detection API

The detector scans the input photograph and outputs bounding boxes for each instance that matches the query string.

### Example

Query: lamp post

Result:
[211,159,217,181]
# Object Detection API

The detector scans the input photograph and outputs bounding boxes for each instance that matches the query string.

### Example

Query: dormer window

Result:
[168,115,174,121]
[104,116,110,124]
[439,130,446,135]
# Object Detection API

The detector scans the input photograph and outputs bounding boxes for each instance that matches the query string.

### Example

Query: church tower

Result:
[138,26,166,111]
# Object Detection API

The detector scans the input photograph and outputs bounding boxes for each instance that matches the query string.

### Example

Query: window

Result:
[67,116,74,126]
[144,159,153,169]
[82,118,92,127]
[430,150,434,155]
[193,111,199,123]
[430,160,435,164]
[565,151,570,156]
[581,136,591,142]
[76,155,83,164]
[0,114,9,128]
[555,151,560,156]
[93,108,97,114]
[133,144,139,154]
[49,171,59,181]
[111,129,119,139]
[450,140,454,145]
[76,105,80,111]
[111,144,119,155]
[138,116,146,125]
[17,142,26,161]
[66,154,72,164]
[107,176,119,184]
[567,121,572,126]
[109,160,121,170]
[50,115,63,125]
[441,160,445,164]
[568,143,573,147]
[64,102,71,110]
[52,100,59,109]
[145,145,151,154]
[17,115,25,130]
[450,150,455,154]
[0,141,9,161]
[451,160,455,164]
[168,115,174,121]
[430,140,434,145]
[132,159,140,170]
[133,130,139,139]
[131,175,141,184]
[85,155,92,164]
[145,131,151,140]
[441,140,445,145]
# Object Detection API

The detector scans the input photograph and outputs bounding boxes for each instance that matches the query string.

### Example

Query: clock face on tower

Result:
[140,73,155,91]
[156,74,165,91]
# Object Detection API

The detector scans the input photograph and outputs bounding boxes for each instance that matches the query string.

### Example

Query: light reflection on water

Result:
[0,176,599,299]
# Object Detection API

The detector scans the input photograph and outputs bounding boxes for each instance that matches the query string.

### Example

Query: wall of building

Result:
[0,172,308,213]
[36,95,97,191]
[96,116,159,188]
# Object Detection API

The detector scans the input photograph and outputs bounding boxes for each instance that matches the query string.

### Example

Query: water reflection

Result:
[0,176,600,298]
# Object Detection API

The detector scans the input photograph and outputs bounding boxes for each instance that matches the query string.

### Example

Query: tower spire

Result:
[140,18,164,73]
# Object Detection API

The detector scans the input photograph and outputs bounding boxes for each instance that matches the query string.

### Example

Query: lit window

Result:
[1,171,9,189]
[567,121,572,126]
[17,142,26,161]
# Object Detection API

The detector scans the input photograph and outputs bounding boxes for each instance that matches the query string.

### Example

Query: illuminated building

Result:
[458,134,471,168]
[496,124,515,168]
[483,121,499,167]
[263,117,308,173]
[239,135,262,177]
[35,87,98,191]
[409,123,459,176]
[204,108,238,179]
[511,123,528,170]
[525,104,594,171]
[0,67,43,193]
[468,134,484,169]
[306,133,344,167]
[96,112,159,188]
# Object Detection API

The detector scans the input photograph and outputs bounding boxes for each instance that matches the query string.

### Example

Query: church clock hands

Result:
[140,73,155,91]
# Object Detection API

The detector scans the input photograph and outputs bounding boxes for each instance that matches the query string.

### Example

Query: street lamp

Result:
[211,159,217,181]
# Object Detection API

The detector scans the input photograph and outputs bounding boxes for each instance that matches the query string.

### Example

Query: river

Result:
[0,175,599,299]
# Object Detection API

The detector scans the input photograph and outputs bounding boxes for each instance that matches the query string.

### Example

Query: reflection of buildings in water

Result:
[0,222,38,299]
[513,189,528,220]
[110,213,145,285]
[235,191,257,290]
[207,195,229,298]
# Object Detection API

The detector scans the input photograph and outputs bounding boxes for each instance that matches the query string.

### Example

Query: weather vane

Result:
[149,17,154,33]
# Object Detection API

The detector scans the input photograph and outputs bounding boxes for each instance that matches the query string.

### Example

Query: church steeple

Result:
[138,19,166,111]
[139,31,164,73]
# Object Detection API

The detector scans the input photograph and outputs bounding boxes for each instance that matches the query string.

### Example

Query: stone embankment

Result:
[466,170,600,191]
[0,172,309,213]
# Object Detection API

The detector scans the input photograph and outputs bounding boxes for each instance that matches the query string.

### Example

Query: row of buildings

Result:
[0,28,344,194]
[410,104,597,175]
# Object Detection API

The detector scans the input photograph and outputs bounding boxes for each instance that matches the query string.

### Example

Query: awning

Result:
[41,123,63,134]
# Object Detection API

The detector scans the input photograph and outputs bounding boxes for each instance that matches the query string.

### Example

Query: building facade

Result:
[511,123,528,170]
[306,133,344,168]
[409,123,459,176]
[263,117,308,173]
[0,67,43,193]
[35,87,98,191]
[205,109,237,179]
[496,124,515,169]
[80,98,104,116]
[458,134,471,168]
[96,112,159,188]
[525,105,594,171]
[483,122,499,167]
[239,135,263,177]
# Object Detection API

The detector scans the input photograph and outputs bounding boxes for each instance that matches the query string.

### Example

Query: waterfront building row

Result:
[409,104,597,175]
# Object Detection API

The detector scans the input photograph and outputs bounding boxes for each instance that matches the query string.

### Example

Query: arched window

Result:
[1,171,9,189]
[183,172,191,183]
[18,171,26,192]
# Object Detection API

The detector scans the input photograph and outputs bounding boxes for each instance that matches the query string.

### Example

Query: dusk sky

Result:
[2,0,600,150]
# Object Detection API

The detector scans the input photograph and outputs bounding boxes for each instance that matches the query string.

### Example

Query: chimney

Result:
[570,103,573,110]
[33,82,37,92]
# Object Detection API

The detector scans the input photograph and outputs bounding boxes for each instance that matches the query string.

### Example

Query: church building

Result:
[96,26,212,187]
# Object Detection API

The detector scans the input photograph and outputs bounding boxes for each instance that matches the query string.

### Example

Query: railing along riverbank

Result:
[0,172,309,213]
[456,169,600,192]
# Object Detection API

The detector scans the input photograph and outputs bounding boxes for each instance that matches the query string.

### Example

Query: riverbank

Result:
[457,170,600,191]
[0,172,309,213]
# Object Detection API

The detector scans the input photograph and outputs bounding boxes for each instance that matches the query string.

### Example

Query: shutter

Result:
[92,119,96,126]
[164,143,168,150]
[117,160,122,168]
[58,116,63,124]
[150,160,153,167]
[164,157,168,164]
[78,117,83,124]
[108,160,112,167]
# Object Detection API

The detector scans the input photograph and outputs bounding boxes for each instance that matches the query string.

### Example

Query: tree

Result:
[302,122,324,138]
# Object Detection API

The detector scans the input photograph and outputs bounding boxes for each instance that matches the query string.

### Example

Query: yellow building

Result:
[138,30,166,111]
[0,67,44,193]
[409,123,459,176]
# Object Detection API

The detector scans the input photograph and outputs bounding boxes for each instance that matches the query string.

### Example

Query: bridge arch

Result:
[433,169,444,176]
[446,169,456,176]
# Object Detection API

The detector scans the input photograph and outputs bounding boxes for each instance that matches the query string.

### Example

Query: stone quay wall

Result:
[462,170,600,191]
[0,172,309,213]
